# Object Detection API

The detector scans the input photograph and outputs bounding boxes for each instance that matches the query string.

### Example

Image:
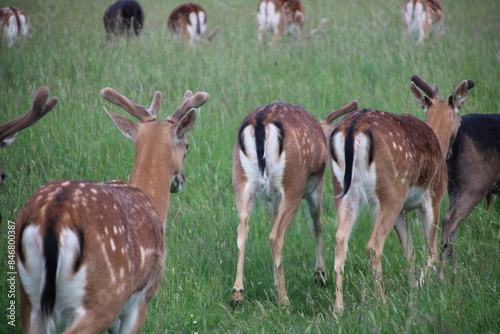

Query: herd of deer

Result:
[1,0,499,333]
[2,0,444,47]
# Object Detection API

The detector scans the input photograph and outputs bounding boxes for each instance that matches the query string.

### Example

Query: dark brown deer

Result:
[0,87,57,186]
[441,114,500,267]
[328,75,474,311]
[0,6,30,47]
[16,88,209,333]
[103,0,144,37]
[231,101,355,306]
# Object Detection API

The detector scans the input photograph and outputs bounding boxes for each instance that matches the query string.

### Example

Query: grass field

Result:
[1,0,499,333]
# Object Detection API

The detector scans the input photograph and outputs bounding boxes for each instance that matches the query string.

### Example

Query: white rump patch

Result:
[257,1,280,34]
[331,132,376,204]
[239,123,286,202]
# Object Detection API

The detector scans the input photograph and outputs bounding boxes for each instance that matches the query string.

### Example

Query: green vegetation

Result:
[1,0,498,333]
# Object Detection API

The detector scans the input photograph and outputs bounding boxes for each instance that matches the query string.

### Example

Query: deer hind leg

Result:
[393,212,416,285]
[231,185,255,306]
[269,194,303,305]
[366,198,405,303]
[440,192,484,269]
[334,197,359,312]
[305,188,326,287]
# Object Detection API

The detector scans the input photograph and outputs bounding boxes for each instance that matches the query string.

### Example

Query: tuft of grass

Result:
[1,0,499,333]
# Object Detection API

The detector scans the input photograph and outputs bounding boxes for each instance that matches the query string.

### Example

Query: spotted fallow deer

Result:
[0,6,30,47]
[257,0,306,45]
[231,101,355,306]
[0,87,57,187]
[401,0,443,43]
[15,88,209,333]
[167,3,220,44]
[329,75,474,311]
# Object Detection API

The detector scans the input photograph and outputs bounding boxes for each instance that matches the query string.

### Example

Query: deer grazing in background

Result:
[15,87,209,333]
[231,101,355,306]
[0,6,30,47]
[0,87,57,187]
[401,0,443,43]
[441,114,500,268]
[257,0,327,45]
[103,0,144,37]
[328,75,474,311]
[167,3,220,44]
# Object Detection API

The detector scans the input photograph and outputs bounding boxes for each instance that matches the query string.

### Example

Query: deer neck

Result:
[426,111,457,160]
[129,144,173,223]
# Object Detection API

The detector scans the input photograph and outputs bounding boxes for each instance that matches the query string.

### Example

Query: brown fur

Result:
[15,88,209,332]
[329,75,474,311]
[257,0,306,45]
[0,7,30,46]
[401,0,443,43]
[0,87,57,186]
[168,3,207,43]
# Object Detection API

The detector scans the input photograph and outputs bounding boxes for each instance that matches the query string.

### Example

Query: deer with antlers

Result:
[329,75,474,311]
[0,87,57,187]
[401,0,443,43]
[167,3,220,44]
[15,88,209,333]
[231,100,357,306]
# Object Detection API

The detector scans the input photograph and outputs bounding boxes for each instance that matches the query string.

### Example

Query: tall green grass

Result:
[1,0,499,333]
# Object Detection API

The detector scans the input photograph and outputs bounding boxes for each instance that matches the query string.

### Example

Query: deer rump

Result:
[16,180,164,332]
[236,103,326,200]
[330,109,445,204]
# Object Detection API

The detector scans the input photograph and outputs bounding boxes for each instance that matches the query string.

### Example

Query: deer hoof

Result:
[231,288,244,307]
[315,270,327,287]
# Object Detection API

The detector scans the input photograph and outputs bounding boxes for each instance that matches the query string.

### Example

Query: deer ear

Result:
[449,80,471,111]
[175,108,197,140]
[410,82,432,111]
[104,107,138,142]
[1,133,17,148]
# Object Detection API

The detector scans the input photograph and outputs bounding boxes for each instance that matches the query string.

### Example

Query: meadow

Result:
[0,0,499,333]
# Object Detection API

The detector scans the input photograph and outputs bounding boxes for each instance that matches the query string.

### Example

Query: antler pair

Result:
[100,88,209,123]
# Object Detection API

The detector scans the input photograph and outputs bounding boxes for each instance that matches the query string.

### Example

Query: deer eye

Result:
[186,144,189,150]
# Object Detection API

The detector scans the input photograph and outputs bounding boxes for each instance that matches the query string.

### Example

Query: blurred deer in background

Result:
[401,0,443,43]
[16,87,209,333]
[103,0,144,37]
[167,3,220,44]
[0,6,30,47]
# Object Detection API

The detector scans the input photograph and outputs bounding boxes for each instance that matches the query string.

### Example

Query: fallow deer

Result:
[329,75,474,311]
[401,0,443,43]
[15,88,209,333]
[103,0,144,37]
[231,101,355,306]
[257,0,306,45]
[441,114,500,267]
[0,6,30,47]
[167,3,220,44]
[0,86,58,186]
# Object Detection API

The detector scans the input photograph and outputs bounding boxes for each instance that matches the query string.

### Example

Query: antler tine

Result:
[172,91,210,120]
[147,91,162,117]
[0,86,57,143]
[411,74,436,98]
[326,100,359,124]
[466,79,476,90]
[101,88,156,122]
